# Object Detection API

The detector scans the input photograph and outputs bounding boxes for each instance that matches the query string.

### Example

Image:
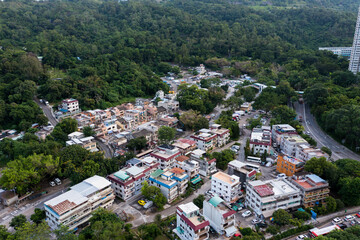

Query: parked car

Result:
[144,201,153,209]
[54,178,62,185]
[296,234,309,240]
[344,215,355,221]
[251,219,261,224]
[49,181,56,187]
[138,200,146,206]
[350,220,357,226]
[337,223,348,230]
[332,217,343,225]
[242,210,252,218]
[276,173,286,179]
[356,213,360,218]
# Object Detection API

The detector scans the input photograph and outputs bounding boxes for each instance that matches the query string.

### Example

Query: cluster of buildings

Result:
[190,124,230,152]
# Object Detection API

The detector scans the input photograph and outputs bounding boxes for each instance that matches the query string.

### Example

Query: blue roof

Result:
[59,108,68,113]
[209,196,224,207]
[126,158,142,166]
[307,174,325,183]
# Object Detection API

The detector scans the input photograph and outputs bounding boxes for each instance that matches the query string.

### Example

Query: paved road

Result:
[294,102,360,161]
[95,139,114,159]
[33,97,58,126]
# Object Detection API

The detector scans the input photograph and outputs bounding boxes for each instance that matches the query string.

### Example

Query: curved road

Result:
[34,97,58,126]
[294,102,360,161]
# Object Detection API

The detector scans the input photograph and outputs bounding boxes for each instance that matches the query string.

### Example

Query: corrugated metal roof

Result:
[114,170,130,180]
[151,169,164,178]
[209,196,223,207]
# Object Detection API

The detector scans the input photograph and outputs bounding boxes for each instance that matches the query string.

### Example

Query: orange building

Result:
[276,154,305,176]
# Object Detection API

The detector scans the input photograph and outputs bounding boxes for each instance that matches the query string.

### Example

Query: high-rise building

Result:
[349,6,360,74]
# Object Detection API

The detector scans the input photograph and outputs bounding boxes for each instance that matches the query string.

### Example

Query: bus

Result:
[244,163,260,172]
[247,156,262,164]
[309,225,341,238]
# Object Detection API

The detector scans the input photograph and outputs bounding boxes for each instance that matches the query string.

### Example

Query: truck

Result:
[298,115,303,122]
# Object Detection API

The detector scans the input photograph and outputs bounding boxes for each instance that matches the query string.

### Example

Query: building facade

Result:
[349,6,360,74]
[276,154,305,177]
[211,172,241,203]
[250,126,271,155]
[150,144,181,170]
[291,174,330,208]
[44,175,114,230]
[174,202,210,240]
[190,149,216,177]
[245,178,301,218]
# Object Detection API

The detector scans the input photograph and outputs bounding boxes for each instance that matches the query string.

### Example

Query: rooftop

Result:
[212,172,239,185]
[249,179,299,199]
[273,124,296,133]
[293,174,328,190]
[279,154,304,167]
[176,155,190,162]
[178,202,199,215]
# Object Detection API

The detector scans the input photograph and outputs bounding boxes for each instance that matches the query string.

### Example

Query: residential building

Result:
[250,126,271,155]
[174,202,210,240]
[150,144,181,170]
[59,98,80,114]
[240,102,252,112]
[271,124,298,148]
[172,138,197,155]
[227,160,257,189]
[349,6,360,74]
[148,168,188,203]
[210,124,230,147]
[280,135,308,157]
[276,154,305,177]
[66,134,98,152]
[295,144,327,161]
[191,129,217,152]
[107,157,159,200]
[245,178,301,218]
[44,175,115,230]
[319,47,352,58]
[175,155,200,179]
[211,172,241,203]
[291,174,330,208]
[203,196,237,237]
[190,149,216,177]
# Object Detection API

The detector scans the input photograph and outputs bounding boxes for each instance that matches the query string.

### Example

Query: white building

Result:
[211,172,241,202]
[280,135,308,157]
[190,149,216,177]
[271,124,298,147]
[245,178,301,218]
[203,196,237,237]
[191,129,217,152]
[174,202,210,240]
[107,157,159,200]
[66,132,98,152]
[60,98,79,114]
[295,144,327,161]
[250,126,271,155]
[319,47,352,58]
[44,175,114,230]
[210,124,230,147]
[150,144,181,170]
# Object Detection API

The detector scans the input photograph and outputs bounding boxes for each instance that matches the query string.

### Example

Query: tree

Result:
[243,87,256,102]
[253,90,281,113]
[266,225,280,235]
[127,137,147,152]
[271,105,297,124]
[141,181,167,209]
[193,194,205,209]
[158,126,176,145]
[321,147,332,157]
[180,110,209,131]
[83,126,95,137]
[272,209,292,226]
[293,211,311,220]
[10,214,27,229]
[30,208,46,225]
[13,221,52,240]
[338,177,360,206]
[325,196,337,213]
[304,157,332,177]
[0,225,10,240]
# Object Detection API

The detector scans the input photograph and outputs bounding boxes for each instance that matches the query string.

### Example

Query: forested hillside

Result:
[0,0,357,130]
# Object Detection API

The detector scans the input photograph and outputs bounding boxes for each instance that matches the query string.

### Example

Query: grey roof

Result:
[126,158,142,166]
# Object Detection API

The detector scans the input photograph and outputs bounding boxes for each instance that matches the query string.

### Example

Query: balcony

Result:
[198,233,209,240]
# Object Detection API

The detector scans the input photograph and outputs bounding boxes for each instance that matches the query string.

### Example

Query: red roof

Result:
[248,170,257,178]
[223,210,236,218]
[176,155,190,162]
[178,138,196,145]
[253,184,274,197]
[208,158,216,164]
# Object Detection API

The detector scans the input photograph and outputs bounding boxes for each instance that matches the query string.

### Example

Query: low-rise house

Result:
[280,135,308,157]
[174,202,210,240]
[203,196,237,237]
[59,98,80,114]
[210,124,230,147]
[245,178,301,218]
[148,169,179,203]
[227,160,257,189]
[295,144,327,161]
[169,167,189,195]
[240,102,252,112]
[150,144,181,170]
[66,133,98,152]
[175,155,200,179]
[271,124,298,148]
[190,149,216,177]
[291,173,330,208]
[107,157,159,200]
[276,154,305,177]
[191,129,217,152]
[250,126,271,155]
[44,175,115,230]
[211,172,241,203]
[172,138,197,155]
[159,115,178,128]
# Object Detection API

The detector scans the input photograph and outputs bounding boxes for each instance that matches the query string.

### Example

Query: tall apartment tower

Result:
[349,6,360,74]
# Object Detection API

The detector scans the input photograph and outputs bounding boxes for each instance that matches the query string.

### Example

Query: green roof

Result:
[151,169,164,178]
[114,171,130,181]
[209,196,223,207]
[191,175,201,184]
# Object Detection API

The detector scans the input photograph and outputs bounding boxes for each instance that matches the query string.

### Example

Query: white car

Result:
[344,215,355,221]
[49,181,56,187]
[332,217,343,225]
[242,210,252,218]
[296,235,308,240]
[251,219,261,224]
[277,173,286,179]
[54,178,62,185]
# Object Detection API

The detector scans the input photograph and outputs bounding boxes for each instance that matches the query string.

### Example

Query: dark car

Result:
[337,223,348,230]
[255,222,268,228]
